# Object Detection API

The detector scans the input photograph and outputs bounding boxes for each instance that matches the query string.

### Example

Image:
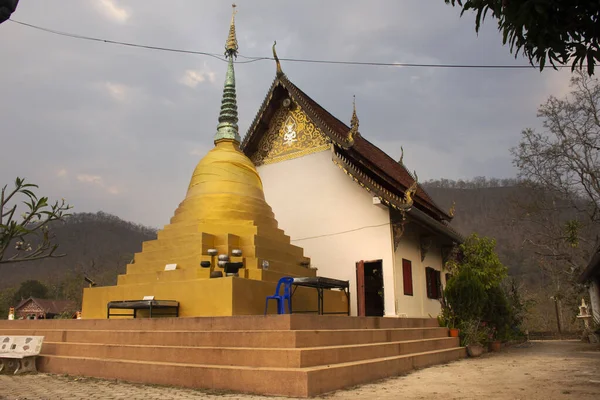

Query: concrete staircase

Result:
[0,315,465,397]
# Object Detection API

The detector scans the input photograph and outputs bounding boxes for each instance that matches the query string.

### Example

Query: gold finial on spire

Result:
[399,146,404,164]
[449,201,456,217]
[273,41,283,76]
[225,4,239,58]
[215,4,240,144]
[347,95,359,146]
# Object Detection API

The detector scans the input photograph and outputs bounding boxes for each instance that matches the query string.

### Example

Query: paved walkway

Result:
[1,341,599,400]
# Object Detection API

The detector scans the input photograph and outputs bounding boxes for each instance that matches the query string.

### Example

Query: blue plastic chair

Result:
[264,277,294,315]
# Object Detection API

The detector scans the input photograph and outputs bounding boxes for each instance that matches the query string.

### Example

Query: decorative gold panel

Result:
[250,105,331,166]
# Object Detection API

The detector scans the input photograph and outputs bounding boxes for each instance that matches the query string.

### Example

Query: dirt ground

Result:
[1,340,599,400]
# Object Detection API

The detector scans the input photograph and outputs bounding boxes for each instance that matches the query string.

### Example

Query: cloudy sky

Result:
[0,0,572,228]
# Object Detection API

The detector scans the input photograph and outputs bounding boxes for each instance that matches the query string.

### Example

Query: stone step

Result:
[37,347,465,397]
[1,327,449,348]
[41,337,459,368]
[304,347,467,396]
[0,315,440,332]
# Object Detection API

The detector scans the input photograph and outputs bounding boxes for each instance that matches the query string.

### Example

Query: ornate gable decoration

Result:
[250,105,330,166]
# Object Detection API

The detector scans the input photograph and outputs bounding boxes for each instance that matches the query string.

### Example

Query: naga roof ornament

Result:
[214,4,241,144]
[399,146,404,165]
[272,41,283,76]
[449,201,456,217]
[403,171,419,206]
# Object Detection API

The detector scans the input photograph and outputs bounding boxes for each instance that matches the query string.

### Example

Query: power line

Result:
[9,18,568,70]
[291,222,391,242]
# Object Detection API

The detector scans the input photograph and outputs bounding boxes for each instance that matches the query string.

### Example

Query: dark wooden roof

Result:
[15,297,77,314]
[242,74,453,223]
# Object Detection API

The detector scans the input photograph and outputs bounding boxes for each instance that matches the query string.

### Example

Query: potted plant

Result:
[439,293,459,337]
[460,319,486,357]
[487,326,502,351]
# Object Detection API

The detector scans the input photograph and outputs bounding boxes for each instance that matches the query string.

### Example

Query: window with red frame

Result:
[402,259,413,296]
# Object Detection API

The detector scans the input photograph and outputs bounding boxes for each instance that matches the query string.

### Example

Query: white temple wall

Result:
[393,223,446,318]
[257,149,396,317]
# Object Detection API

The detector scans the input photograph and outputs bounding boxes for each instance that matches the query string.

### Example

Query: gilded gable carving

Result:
[250,106,330,166]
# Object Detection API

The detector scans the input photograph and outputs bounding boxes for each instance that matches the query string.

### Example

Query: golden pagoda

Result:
[81,5,347,318]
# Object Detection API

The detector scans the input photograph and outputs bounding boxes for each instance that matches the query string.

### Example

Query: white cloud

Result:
[56,168,68,178]
[76,174,120,195]
[77,174,102,184]
[105,82,128,102]
[180,68,217,88]
[95,0,131,23]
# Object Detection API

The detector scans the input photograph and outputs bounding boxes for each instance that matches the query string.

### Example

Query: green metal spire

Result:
[214,4,240,144]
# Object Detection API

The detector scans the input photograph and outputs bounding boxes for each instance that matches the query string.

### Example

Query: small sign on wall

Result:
[164,264,177,271]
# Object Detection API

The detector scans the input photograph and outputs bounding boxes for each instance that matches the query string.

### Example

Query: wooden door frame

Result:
[356,260,365,316]
[356,259,384,317]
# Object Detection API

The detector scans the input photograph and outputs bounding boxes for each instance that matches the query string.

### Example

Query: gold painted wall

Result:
[250,105,330,166]
[82,277,348,319]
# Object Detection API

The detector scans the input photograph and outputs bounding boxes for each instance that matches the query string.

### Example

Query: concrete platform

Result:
[0,315,465,397]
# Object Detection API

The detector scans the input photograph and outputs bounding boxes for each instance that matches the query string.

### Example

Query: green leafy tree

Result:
[11,279,49,303]
[447,233,508,289]
[445,1,600,74]
[1,177,72,264]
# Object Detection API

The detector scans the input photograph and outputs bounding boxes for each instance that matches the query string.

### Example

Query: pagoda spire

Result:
[214,4,240,144]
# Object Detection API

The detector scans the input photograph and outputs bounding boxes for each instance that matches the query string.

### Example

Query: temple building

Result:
[81,5,461,320]
[80,6,347,318]
[241,48,462,318]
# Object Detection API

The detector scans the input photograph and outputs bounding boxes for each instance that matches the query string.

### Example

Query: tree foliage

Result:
[0,177,72,264]
[11,279,49,304]
[445,0,600,75]
[447,233,508,289]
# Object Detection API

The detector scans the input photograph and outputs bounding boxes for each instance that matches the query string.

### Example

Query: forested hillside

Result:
[424,178,595,332]
[0,212,157,289]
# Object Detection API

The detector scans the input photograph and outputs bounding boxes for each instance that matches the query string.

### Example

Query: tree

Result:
[0,0,19,24]
[11,279,49,303]
[1,177,72,264]
[510,70,599,332]
[445,1,600,75]
[512,71,600,227]
[447,233,508,289]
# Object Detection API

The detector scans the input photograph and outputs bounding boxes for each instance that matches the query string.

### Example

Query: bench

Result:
[0,335,44,374]
[107,299,179,319]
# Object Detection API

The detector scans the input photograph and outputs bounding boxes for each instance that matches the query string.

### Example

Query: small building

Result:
[14,297,77,319]
[579,245,600,323]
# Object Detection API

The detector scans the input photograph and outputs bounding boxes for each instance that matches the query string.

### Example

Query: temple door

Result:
[356,260,366,316]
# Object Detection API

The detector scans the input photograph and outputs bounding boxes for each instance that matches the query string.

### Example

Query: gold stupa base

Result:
[81,276,348,318]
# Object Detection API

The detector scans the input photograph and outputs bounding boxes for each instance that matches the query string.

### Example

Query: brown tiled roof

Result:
[16,297,77,314]
[242,74,452,222]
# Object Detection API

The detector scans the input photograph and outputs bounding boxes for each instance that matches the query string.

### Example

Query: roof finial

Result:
[273,41,283,76]
[225,4,238,59]
[449,201,456,217]
[347,95,359,146]
[215,4,240,144]
[399,146,404,164]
